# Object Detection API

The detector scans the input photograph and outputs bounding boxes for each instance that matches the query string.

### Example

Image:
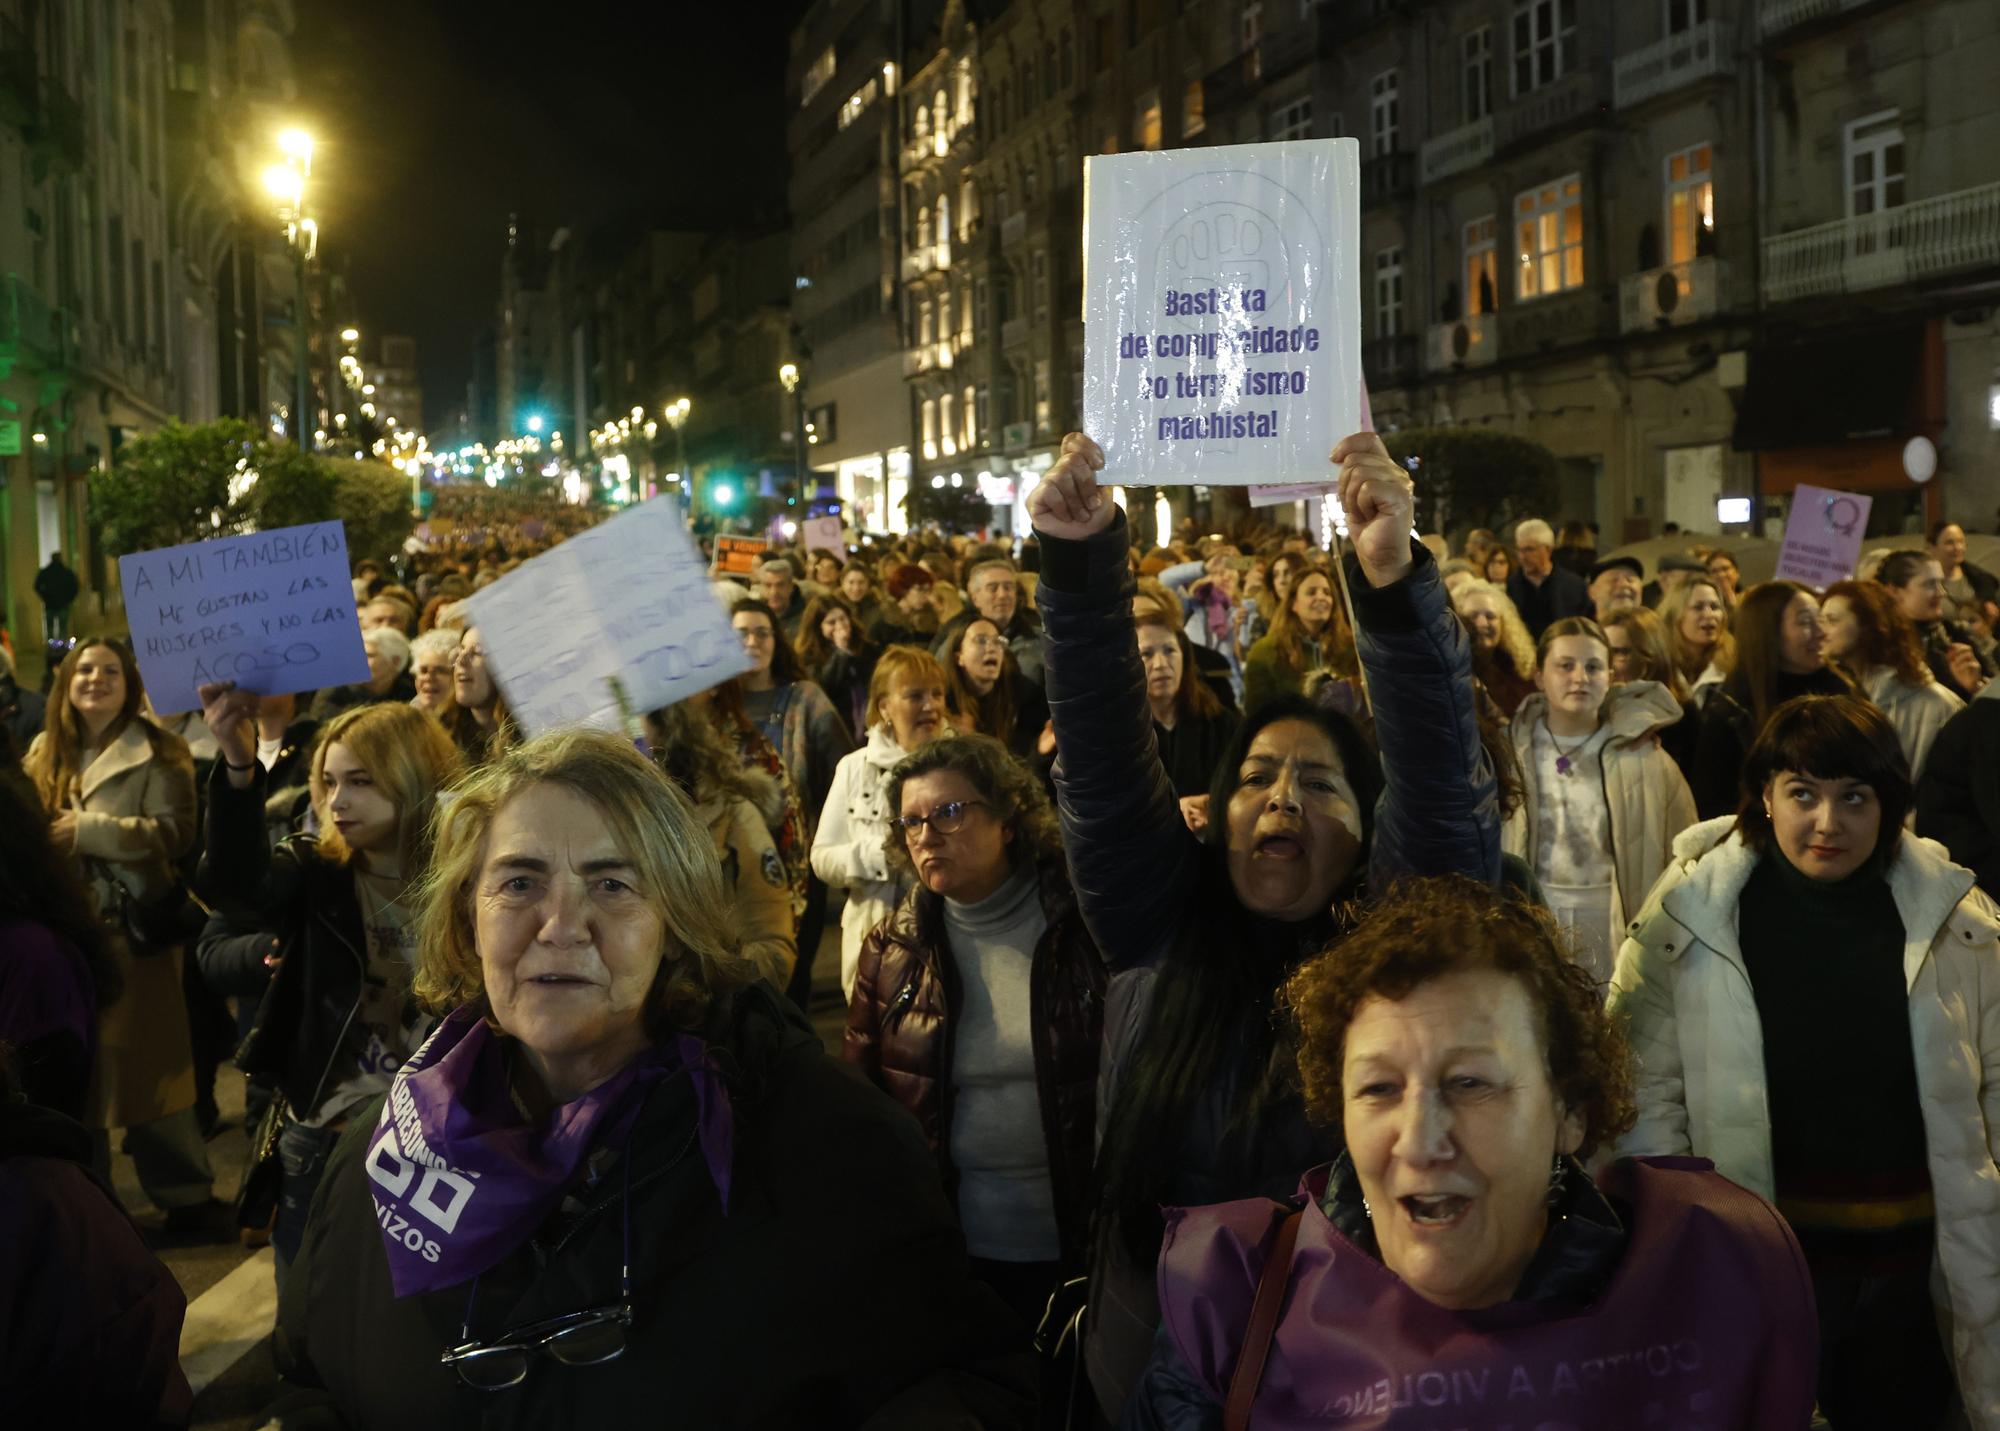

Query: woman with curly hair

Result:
[1124,875,1818,1428]
[1820,578,1962,782]
[843,733,1106,1345]
[1614,695,1999,1426]
[1452,578,1536,717]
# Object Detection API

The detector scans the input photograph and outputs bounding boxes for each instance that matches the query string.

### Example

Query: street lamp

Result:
[777,363,805,492]
[663,396,691,487]
[267,129,317,452]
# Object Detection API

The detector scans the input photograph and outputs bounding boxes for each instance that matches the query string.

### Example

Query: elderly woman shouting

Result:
[1030,432,1500,1421]
[268,730,1031,1428]
[1123,877,1819,1430]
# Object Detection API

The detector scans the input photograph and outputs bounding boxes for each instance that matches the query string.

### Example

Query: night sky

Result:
[291,0,811,433]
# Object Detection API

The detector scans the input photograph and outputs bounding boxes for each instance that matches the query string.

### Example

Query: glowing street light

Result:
[278,128,314,173]
[340,327,360,344]
[262,164,303,209]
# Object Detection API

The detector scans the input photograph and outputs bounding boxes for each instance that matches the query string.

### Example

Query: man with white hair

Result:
[756,556,810,641]
[1506,516,1590,639]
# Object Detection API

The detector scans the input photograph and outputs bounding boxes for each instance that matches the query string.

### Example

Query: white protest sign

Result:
[1083,139,1361,485]
[1773,484,1873,590]
[802,515,844,554]
[119,521,369,715]
[1249,378,1374,508]
[463,497,752,737]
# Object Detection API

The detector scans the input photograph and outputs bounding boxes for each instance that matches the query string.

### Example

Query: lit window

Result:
[837,78,878,130]
[1514,174,1584,299]
[962,384,976,446]
[1136,88,1162,150]
[940,393,957,455]
[801,47,837,107]
[1034,359,1052,433]
[1664,143,1714,266]
[1511,0,1577,96]
[1183,79,1205,138]
[921,398,938,461]
[1464,215,1498,314]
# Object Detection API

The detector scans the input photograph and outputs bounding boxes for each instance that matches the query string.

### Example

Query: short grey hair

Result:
[1514,518,1555,549]
[409,628,461,669]
[363,625,412,674]
[758,556,800,580]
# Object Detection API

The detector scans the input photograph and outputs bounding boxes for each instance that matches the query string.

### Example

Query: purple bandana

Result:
[362,1003,734,1297]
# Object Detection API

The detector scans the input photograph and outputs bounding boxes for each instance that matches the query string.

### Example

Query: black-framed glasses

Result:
[440,1146,634,1390]
[890,799,989,838]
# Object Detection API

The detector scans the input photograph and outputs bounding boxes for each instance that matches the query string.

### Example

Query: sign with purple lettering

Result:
[1083,139,1361,485]
[464,496,751,737]
[119,521,370,715]
[1773,484,1873,590]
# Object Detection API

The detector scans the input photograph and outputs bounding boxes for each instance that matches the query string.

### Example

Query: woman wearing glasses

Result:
[844,735,1105,1351]
[269,730,1034,1426]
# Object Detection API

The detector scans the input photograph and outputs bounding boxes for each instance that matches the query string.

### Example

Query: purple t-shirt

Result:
[1157,1157,1820,1429]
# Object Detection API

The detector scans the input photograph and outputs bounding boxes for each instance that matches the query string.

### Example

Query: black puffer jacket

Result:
[196,760,370,1119]
[1035,511,1498,1419]
[842,857,1106,1270]
[265,984,1035,1430]
[1915,695,2000,899]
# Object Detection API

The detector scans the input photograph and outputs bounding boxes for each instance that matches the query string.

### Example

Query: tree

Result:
[1380,427,1560,538]
[324,458,416,563]
[88,419,336,555]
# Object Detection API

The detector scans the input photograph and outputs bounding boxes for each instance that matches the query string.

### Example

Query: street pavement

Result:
[143,927,850,1431]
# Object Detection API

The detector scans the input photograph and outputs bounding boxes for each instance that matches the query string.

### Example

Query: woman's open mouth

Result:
[1254,834,1305,860]
[1401,1194,1471,1228]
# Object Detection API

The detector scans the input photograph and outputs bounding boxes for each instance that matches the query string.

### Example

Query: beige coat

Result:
[1501,680,1698,918]
[699,792,797,990]
[1611,819,2000,1429]
[28,721,198,1129]
[1859,664,1963,784]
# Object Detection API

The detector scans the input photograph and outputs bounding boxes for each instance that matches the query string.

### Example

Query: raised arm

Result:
[1031,440,1197,972]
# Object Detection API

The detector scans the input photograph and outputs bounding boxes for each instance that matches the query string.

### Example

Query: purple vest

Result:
[1158,1156,1819,1430]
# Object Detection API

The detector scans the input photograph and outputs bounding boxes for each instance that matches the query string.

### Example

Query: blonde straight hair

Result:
[310,702,464,873]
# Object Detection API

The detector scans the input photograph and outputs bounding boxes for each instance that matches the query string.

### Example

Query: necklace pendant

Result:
[1555,755,1573,776]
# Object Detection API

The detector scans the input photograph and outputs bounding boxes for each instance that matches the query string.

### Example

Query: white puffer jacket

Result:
[1610,817,2000,1429]
[1858,664,1963,784]
[811,722,953,998]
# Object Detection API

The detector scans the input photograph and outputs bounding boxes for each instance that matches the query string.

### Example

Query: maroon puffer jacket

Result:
[843,857,1106,1272]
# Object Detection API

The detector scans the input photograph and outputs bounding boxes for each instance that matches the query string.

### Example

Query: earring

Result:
[1361,1197,1372,1220]
[1547,1154,1566,1206]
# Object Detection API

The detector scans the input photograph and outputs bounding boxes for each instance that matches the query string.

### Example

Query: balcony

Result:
[1762,181,2000,303]
[1420,116,1493,185]
[1620,257,1729,332]
[898,240,952,282]
[0,273,66,369]
[1495,69,1605,153]
[1426,312,1500,372]
[1500,284,1611,352]
[1001,316,1027,348]
[899,115,971,171]
[1760,0,1874,38]
[1362,333,1420,389]
[900,347,935,378]
[1361,151,1415,207]
[1614,19,1734,108]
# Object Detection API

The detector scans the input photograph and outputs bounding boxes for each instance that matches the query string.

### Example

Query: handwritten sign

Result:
[1082,139,1361,485]
[119,521,370,715]
[713,535,769,576]
[463,497,753,737]
[1773,484,1873,590]
[802,515,844,555]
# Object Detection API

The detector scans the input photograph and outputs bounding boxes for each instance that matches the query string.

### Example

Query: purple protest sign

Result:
[1773,484,1872,590]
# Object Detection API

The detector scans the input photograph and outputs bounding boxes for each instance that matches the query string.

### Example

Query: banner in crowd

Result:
[464,497,751,736]
[713,534,769,576]
[1082,138,1361,486]
[1773,484,1873,589]
[119,520,370,715]
[802,515,843,555]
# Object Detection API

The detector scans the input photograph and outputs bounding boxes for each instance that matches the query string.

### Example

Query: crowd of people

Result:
[0,452,1997,1430]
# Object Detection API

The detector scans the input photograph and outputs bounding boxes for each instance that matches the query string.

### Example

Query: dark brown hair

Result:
[1731,580,1843,727]
[1823,579,1929,689]
[1285,875,1637,1160]
[1734,694,1911,865]
[941,617,1021,745]
[793,593,876,672]
[1135,610,1224,723]
[881,732,1060,878]
[729,597,803,685]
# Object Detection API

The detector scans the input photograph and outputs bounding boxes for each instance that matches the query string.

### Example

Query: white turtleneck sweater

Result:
[942,864,1058,1263]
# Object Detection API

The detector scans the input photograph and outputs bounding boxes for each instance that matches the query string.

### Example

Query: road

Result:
[143,929,850,1430]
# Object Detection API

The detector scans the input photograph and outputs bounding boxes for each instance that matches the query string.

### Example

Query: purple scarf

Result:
[362,1003,734,1297]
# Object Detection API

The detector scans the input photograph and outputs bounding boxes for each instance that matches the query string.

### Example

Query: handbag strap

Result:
[1223,1207,1304,1431]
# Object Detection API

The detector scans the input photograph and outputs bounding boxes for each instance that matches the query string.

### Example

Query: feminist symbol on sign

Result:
[1824,496,1863,537]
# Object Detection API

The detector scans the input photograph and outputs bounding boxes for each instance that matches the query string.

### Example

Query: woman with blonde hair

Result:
[643,700,796,989]
[1452,578,1536,717]
[441,626,516,766]
[24,638,210,1225]
[266,728,1032,1426]
[195,687,464,1282]
[1659,575,1734,706]
[812,645,955,997]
